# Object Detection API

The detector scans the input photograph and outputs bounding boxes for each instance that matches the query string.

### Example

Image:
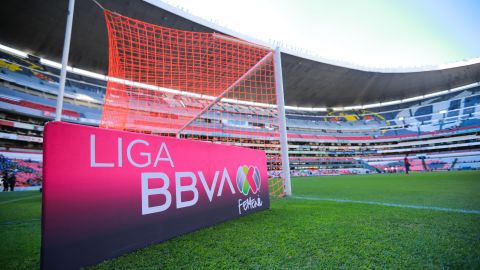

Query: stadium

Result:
[0,0,479,269]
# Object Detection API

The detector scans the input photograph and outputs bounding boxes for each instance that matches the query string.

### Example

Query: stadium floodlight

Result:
[343,105,363,110]
[284,106,328,112]
[71,67,106,80]
[424,92,445,98]
[401,95,425,103]
[380,100,401,106]
[0,44,28,58]
[39,58,64,70]
[362,103,381,109]
[450,82,480,93]
[434,90,450,96]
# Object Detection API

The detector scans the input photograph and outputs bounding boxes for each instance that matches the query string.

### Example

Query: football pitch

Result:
[1,171,479,269]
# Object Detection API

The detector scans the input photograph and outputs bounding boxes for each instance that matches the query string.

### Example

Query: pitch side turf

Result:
[1,171,479,269]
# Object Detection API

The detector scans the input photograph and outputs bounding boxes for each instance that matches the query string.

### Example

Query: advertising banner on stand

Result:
[41,122,270,269]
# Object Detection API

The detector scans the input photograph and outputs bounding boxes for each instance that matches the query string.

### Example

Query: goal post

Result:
[100,10,291,197]
[274,47,292,196]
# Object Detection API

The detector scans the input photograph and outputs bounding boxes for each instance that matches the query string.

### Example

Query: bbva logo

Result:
[236,165,261,195]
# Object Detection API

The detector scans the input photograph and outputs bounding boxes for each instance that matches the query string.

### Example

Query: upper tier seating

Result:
[0,50,479,142]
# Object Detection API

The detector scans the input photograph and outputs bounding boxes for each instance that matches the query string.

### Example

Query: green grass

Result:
[292,171,480,210]
[0,191,41,270]
[1,171,479,269]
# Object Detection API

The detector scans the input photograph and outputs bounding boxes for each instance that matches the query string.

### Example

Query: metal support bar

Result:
[176,51,274,137]
[274,47,292,196]
[55,0,75,121]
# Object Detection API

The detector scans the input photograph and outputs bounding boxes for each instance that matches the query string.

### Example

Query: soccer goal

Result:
[100,11,291,197]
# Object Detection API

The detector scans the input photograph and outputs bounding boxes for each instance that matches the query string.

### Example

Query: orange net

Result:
[101,10,285,197]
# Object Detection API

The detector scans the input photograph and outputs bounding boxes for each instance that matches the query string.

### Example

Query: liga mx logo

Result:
[236,165,261,195]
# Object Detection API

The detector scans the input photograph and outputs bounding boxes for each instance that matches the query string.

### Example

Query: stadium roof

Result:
[1,0,479,108]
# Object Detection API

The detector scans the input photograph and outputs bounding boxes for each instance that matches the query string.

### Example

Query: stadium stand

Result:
[0,49,479,186]
[0,154,42,188]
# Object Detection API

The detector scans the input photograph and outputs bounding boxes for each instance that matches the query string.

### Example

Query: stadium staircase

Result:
[357,159,381,173]
[450,158,458,170]
[421,159,429,171]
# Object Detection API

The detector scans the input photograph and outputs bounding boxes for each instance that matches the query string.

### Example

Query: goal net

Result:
[100,10,286,197]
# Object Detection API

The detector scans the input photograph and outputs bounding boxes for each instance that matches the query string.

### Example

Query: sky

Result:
[163,0,480,69]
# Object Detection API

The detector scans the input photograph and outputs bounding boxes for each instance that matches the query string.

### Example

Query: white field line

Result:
[0,194,41,205]
[292,196,480,215]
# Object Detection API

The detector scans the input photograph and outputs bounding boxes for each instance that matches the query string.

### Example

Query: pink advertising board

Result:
[41,122,270,269]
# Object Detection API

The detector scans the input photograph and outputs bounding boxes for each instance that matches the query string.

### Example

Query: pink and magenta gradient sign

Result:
[41,122,269,269]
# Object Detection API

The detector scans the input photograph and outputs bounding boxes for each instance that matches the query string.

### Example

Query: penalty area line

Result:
[0,194,41,205]
[291,196,480,215]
